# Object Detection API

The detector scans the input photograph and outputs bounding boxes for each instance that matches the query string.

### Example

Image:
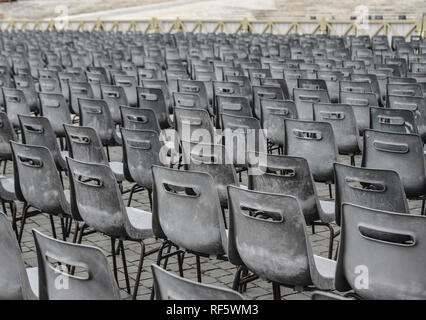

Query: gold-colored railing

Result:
[0,16,425,39]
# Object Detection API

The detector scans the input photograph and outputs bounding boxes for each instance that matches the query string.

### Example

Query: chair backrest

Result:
[151,264,243,300]
[137,87,170,129]
[33,229,120,300]
[260,99,297,146]
[173,92,204,110]
[387,83,423,98]
[174,107,215,146]
[0,212,36,300]
[225,75,252,102]
[120,106,161,133]
[293,88,329,120]
[285,119,338,183]
[313,103,360,156]
[151,166,227,255]
[78,97,118,145]
[370,106,418,135]
[11,142,68,214]
[335,203,426,299]
[317,71,344,102]
[387,95,426,141]
[18,115,66,171]
[362,129,426,197]
[113,74,137,107]
[69,81,94,115]
[100,84,128,124]
[39,92,72,136]
[340,91,378,134]
[178,79,209,108]
[121,128,166,189]
[141,79,172,112]
[39,77,61,94]
[339,80,372,94]
[0,112,17,160]
[2,87,32,127]
[227,186,317,287]
[15,74,39,112]
[248,153,324,225]
[351,73,382,105]
[66,157,126,238]
[252,85,284,119]
[64,124,108,165]
[334,163,410,226]
[216,95,252,126]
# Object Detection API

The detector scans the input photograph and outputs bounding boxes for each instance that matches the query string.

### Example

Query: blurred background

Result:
[0,0,424,21]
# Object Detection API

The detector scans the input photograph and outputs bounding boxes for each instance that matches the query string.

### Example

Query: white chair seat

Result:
[26,267,39,298]
[109,161,124,182]
[125,207,153,240]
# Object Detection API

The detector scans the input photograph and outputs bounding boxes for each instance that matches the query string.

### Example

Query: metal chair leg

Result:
[232,266,244,291]
[18,203,29,246]
[148,189,153,210]
[195,255,202,283]
[272,282,281,300]
[177,250,185,277]
[132,241,146,300]
[49,215,57,239]
[111,237,118,283]
[119,240,131,294]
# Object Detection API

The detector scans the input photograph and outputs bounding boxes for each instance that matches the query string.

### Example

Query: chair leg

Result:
[162,244,172,269]
[3,159,7,174]
[106,145,111,162]
[232,266,244,291]
[422,200,425,216]
[119,240,131,294]
[127,184,138,207]
[49,215,57,239]
[18,204,29,246]
[177,250,185,277]
[9,201,18,239]
[195,254,202,283]
[60,217,67,241]
[328,184,333,199]
[132,241,146,300]
[148,189,153,210]
[313,221,335,259]
[111,237,118,283]
[72,221,80,243]
[272,282,281,300]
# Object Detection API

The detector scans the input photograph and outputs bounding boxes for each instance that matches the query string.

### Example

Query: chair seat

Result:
[109,161,124,182]
[319,200,335,223]
[61,150,69,160]
[313,255,336,290]
[0,176,17,202]
[26,267,39,298]
[125,207,153,240]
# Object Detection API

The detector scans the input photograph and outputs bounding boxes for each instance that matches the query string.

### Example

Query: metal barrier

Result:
[0,16,425,39]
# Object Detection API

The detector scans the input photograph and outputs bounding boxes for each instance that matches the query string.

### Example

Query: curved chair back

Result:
[151,166,227,256]
[173,92,204,110]
[100,84,128,124]
[11,142,68,215]
[69,81,94,115]
[0,212,36,300]
[252,85,284,119]
[3,87,32,128]
[313,103,360,156]
[260,99,297,147]
[33,229,120,300]
[152,264,243,300]
[216,95,252,127]
[370,107,418,135]
[15,74,39,113]
[387,83,423,98]
[336,203,426,299]
[18,115,66,171]
[227,186,320,288]
[113,74,137,107]
[0,112,17,160]
[64,124,108,165]
[334,163,410,226]
[293,88,329,120]
[285,119,338,183]
[340,91,378,134]
[362,129,426,198]
[137,87,170,129]
[178,80,209,109]
[120,106,161,133]
[174,107,215,146]
[121,128,166,189]
[39,92,72,137]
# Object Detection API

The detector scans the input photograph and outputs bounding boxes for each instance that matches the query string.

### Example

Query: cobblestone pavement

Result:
[8,142,425,300]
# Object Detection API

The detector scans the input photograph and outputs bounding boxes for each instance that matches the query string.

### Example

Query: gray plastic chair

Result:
[141,79,173,114]
[18,115,67,172]
[100,84,128,125]
[0,111,17,168]
[39,77,62,95]
[15,74,40,114]
[351,73,382,106]
[151,264,243,300]
[370,107,418,135]
[252,85,285,119]
[216,95,252,127]
[121,128,169,207]
[313,103,361,164]
[69,81,94,115]
[120,106,161,133]
[173,92,204,110]
[284,119,338,186]
[66,157,156,299]
[293,88,329,120]
[178,79,209,108]
[225,75,252,103]
[39,92,72,138]
[317,70,344,102]
[10,142,71,243]
[387,83,423,98]
[340,91,378,134]
[33,229,120,300]
[260,99,297,149]
[362,129,426,204]
[311,291,351,300]
[63,124,124,183]
[151,166,227,282]
[387,95,426,142]
[2,87,32,128]
[334,163,410,226]
[335,203,426,299]
[113,74,137,107]
[0,212,37,300]
[227,186,335,299]
[137,87,171,129]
